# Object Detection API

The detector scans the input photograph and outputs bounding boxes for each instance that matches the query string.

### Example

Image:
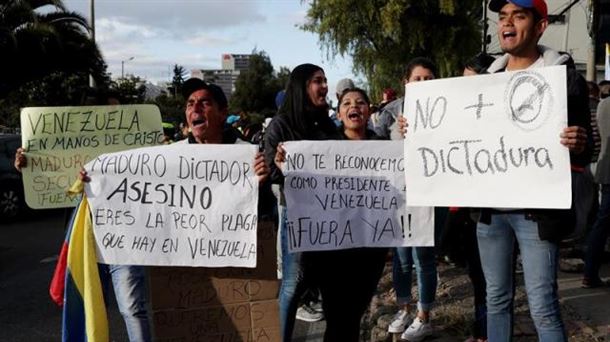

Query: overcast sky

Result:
[62,0,355,96]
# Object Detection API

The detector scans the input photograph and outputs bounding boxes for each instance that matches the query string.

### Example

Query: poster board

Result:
[282,140,434,253]
[150,221,280,342]
[84,143,259,268]
[20,105,163,209]
[403,65,571,208]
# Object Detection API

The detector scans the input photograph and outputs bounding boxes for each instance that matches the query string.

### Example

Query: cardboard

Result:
[150,221,280,341]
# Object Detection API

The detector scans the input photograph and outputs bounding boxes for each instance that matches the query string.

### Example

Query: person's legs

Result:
[278,207,306,341]
[109,264,151,342]
[477,214,515,342]
[412,246,437,315]
[392,247,414,305]
[389,247,413,333]
[400,246,437,341]
[464,218,487,339]
[319,248,387,342]
[510,214,566,342]
[584,184,610,282]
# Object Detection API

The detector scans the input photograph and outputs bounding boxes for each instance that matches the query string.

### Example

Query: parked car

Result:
[0,134,25,221]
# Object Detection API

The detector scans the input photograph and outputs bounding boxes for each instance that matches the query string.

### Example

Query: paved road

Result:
[0,209,126,342]
[2,209,609,341]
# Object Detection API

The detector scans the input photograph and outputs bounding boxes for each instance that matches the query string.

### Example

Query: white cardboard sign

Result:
[84,143,259,267]
[404,65,571,209]
[283,140,434,252]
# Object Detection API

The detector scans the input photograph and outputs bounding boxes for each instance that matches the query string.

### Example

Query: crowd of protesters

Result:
[12,0,610,341]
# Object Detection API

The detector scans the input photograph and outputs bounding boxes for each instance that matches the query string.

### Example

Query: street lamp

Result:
[121,57,135,78]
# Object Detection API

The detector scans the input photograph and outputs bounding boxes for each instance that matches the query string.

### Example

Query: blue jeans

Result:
[278,206,306,342]
[584,184,610,280]
[99,264,151,342]
[392,247,437,311]
[477,213,566,342]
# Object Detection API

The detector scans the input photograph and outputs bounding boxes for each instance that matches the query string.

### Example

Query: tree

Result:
[111,75,146,104]
[276,66,291,92]
[302,0,482,100]
[0,0,107,97]
[150,93,185,124]
[229,51,284,117]
[170,64,188,97]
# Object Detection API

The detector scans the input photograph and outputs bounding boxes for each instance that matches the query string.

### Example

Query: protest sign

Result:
[84,143,259,268]
[403,65,571,209]
[150,221,280,342]
[282,140,434,253]
[20,105,163,209]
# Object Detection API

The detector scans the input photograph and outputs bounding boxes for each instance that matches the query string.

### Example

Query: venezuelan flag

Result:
[61,195,109,342]
[49,208,75,307]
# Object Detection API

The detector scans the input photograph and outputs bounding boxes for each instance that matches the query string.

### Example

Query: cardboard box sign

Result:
[150,221,280,342]
[153,300,280,342]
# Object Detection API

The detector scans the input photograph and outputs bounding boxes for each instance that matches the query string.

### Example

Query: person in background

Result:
[264,64,340,341]
[15,90,152,342]
[161,122,176,144]
[373,58,435,140]
[386,57,439,342]
[328,78,355,127]
[582,94,610,288]
[379,88,397,111]
[443,52,496,342]
[599,80,610,99]
[290,87,387,341]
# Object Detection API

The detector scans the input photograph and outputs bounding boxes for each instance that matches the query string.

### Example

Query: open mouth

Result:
[348,112,362,120]
[502,31,517,39]
[192,118,206,127]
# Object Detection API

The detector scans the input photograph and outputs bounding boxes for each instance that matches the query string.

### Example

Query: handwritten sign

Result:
[20,105,164,209]
[150,222,280,341]
[84,143,259,268]
[403,65,571,208]
[282,140,434,253]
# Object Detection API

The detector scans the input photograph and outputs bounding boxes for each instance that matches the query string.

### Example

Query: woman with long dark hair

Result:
[264,63,340,341]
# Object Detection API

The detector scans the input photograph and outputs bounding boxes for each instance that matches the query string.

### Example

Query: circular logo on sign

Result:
[504,71,553,131]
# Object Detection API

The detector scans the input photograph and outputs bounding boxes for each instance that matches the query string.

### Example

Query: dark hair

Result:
[587,81,599,98]
[404,57,438,81]
[279,63,335,138]
[338,87,371,106]
[464,53,496,74]
[182,78,228,110]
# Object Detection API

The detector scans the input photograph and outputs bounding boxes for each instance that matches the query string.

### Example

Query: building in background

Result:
[190,54,252,101]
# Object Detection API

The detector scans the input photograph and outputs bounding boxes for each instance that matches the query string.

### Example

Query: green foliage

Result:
[302,0,482,101]
[0,70,96,128]
[229,51,285,118]
[170,64,187,97]
[0,0,108,97]
[111,75,146,104]
[149,93,185,124]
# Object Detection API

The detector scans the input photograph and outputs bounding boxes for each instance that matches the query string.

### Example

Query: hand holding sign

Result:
[282,140,434,253]
[19,105,164,209]
[560,126,587,154]
[403,65,571,209]
[85,143,260,268]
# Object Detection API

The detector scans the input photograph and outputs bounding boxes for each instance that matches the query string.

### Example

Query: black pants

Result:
[308,248,388,342]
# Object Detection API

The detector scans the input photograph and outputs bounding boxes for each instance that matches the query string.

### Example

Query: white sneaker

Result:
[401,317,433,341]
[296,304,324,322]
[388,309,409,333]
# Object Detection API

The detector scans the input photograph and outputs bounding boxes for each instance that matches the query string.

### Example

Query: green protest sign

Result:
[20,105,164,209]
